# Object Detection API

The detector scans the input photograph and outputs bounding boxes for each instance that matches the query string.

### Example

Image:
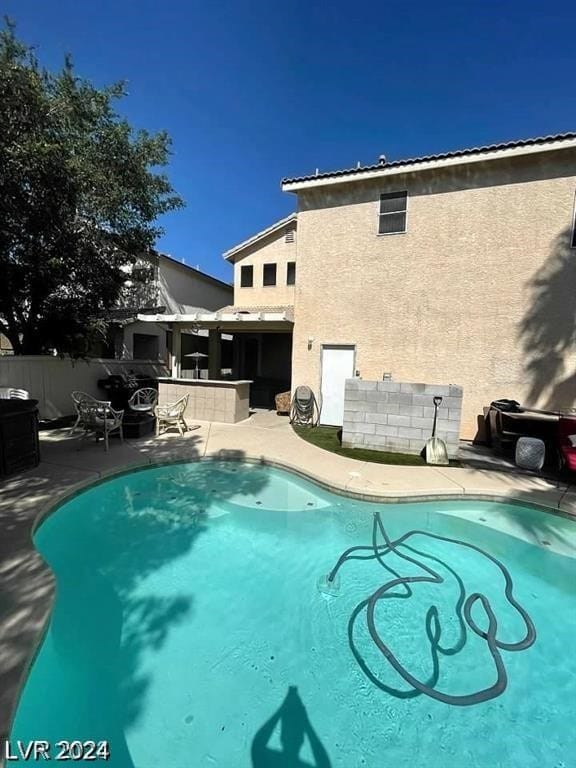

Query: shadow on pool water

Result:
[252,686,331,768]
[11,457,271,767]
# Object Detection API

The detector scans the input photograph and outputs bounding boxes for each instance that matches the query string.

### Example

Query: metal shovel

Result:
[425,395,449,465]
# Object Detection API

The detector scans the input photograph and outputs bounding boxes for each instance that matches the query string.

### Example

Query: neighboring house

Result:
[111,251,233,368]
[139,132,576,437]
[0,253,232,367]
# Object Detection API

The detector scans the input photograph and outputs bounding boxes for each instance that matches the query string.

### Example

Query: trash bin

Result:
[0,398,40,477]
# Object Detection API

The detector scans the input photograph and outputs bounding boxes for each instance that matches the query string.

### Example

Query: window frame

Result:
[263,263,277,287]
[240,264,254,288]
[571,190,576,249]
[377,190,409,236]
[286,261,296,286]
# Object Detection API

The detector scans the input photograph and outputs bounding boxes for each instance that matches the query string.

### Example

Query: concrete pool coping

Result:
[1,414,575,758]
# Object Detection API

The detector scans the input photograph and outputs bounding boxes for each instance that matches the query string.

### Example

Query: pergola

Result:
[137,309,294,379]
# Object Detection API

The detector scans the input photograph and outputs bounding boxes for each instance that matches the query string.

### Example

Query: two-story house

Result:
[139,132,576,437]
[280,132,576,437]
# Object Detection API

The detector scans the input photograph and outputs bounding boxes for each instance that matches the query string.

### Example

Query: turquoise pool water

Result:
[11,461,576,767]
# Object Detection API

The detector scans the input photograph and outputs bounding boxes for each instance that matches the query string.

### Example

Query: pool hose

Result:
[326,511,536,706]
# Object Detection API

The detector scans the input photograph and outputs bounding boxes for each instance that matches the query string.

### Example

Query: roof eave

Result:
[223,212,297,262]
[157,252,232,290]
[281,136,576,192]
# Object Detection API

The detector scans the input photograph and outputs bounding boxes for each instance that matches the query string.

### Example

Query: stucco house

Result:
[110,251,233,370]
[140,132,576,438]
[282,132,576,437]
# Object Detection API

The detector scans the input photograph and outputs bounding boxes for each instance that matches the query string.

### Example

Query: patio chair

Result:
[128,387,158,413]
[290,386,321,427]
[488,406,518,454]
[70,391,110,434]
[77,399,124,451]
[155,394,189,436]
[0,387,30,400]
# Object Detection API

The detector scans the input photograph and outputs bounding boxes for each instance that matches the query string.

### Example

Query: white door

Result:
[320,345,355,426]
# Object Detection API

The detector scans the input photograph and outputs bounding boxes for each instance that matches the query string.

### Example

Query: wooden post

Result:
[208,329,221,379]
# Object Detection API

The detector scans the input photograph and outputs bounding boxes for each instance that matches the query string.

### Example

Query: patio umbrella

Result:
[185,352,208,379]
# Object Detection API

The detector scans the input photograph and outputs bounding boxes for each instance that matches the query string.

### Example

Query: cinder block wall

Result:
[342,380,463,458]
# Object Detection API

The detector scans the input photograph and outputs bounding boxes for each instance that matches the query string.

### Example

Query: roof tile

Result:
[282,132,576,185]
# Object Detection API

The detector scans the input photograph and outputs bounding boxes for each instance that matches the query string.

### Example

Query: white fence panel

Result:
[0,356,168,419]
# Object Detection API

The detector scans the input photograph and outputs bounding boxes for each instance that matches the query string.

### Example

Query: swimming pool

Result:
[11,461,576,767]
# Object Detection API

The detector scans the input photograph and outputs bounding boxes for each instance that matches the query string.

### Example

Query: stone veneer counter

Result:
[157,378,251,424]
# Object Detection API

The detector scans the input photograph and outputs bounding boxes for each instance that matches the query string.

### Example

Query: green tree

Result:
[0,19,183,355]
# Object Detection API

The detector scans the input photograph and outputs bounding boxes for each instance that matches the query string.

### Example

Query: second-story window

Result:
[263,263,277,286]
[240,265,253,287]
[378,191,408,235]
[572,191,576,248]
[287,262,296,285]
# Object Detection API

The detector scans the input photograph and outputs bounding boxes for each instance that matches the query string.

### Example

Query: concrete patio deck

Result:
[1,409,575,753]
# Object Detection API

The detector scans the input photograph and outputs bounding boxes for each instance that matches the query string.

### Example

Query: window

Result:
[572,192,576,248]
[287,261,296,285]
[133,333,159,360]
[240,265,253,287]
[263,263,277,286]
[132,265,155,282]
[378,191,408,235]
[285,227,296,243]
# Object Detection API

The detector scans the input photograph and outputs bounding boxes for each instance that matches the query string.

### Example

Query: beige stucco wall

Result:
[291,149,576,439]
[232,226,297,307]
[117,320,168,361]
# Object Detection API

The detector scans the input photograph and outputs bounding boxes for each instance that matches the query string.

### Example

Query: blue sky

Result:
[4,0,576,282]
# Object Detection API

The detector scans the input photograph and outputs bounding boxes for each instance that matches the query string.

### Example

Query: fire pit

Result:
[97,374,158,440]
[122,411,155,439]
[97,373,157,410]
